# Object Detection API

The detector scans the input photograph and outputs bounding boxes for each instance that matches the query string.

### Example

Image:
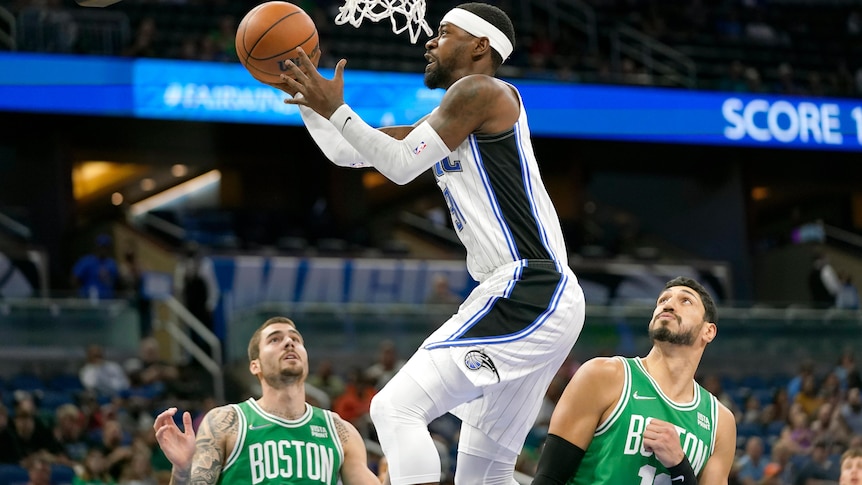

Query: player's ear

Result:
[473,36,491,59]
[249,359,260,375]
[702,321,717,344]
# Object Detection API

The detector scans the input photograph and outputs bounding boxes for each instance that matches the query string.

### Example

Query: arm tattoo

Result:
[333,416,350,445]
[189,406,238,485]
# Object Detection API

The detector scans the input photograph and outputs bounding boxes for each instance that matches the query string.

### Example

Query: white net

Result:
[334,0,434,44]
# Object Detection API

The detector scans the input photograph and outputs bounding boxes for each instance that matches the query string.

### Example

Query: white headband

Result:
[441,8,513,61]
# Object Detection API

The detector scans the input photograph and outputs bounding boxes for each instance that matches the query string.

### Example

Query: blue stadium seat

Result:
[765,420,786,438]
[7,373,45,393]
[50,464,75,485]
[48,374,84,393]
[0,464,29,485]
[738,375,767,390]
[736,422,764,449]
[39,390,76,412]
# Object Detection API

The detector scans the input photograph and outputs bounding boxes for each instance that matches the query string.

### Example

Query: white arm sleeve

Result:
[299,105,372,168]
[329,104,451,185]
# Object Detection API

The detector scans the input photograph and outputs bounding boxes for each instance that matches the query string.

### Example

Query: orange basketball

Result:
[235,1,321,84]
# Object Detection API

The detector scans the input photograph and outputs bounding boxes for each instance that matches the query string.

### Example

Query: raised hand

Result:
[280,47,348,120]
[153,407,196,472]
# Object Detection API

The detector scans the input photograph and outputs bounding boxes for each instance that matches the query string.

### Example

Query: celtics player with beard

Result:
[153,316,381,485]
[532,277,737,485]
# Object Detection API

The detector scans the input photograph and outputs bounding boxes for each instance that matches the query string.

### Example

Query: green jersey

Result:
[569,357,719,485]
[220,398,343,485]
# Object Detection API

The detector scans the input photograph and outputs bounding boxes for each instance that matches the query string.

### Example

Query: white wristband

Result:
[329,104,450,185]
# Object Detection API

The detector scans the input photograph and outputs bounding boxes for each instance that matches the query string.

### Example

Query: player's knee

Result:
[370,385,428,428]
[369,391,391,425]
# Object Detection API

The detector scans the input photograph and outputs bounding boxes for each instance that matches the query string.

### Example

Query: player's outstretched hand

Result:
[281,47,348,120]
[641,418,686,469]
[153,407,196,472]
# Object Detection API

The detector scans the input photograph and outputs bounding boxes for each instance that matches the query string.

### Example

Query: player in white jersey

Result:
[274,3,586,483]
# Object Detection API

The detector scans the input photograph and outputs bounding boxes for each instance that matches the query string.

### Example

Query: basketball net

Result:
[334,0,434,44]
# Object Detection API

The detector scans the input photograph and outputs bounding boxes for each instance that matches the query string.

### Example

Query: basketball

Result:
[235,1,321,84]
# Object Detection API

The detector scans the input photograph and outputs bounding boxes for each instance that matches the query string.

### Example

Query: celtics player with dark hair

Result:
[153,316,382,485]
[532,277,736,485]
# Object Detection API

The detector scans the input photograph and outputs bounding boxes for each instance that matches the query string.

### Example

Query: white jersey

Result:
[408,84,586,453]
[431,83,568,282]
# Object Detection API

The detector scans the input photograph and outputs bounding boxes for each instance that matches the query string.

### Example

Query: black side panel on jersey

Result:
[460,265,562,339]
[476,130,552,261]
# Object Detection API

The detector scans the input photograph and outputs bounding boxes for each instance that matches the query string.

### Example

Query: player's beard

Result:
[649,318,698,346]
[424,58,449,90]
[260,357,304,388]
[424,44,466,90]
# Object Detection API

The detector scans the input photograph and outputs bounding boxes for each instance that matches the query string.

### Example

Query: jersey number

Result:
[638,464,671,485]
[442,187,465,231]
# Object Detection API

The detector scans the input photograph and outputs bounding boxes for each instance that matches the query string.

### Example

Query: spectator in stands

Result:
[72,234,120,300]
[205,14,237,62]
[735,435,769,485]
[118,245,152,337]
[795,439,841,484]
[839,387,862,436]
[807,71,827,97]
[719,60,749,92]
[796,374,827,418]
[79,344,130,398]
[97,419,133,481]
[847,10,861,37]
[741,392,765,426]
[171,35,200,61]
[2,397,63,465]
[53,403,89,466]
[135,416,171,476]
[770,439,801,485]
[306,358,346,404]
[744,66,764,92]
[123,16,159,58]
[788,359,816,402]
[123,337,179,398]
[0,402,14,463]
[23,452,52,485]
[762,386,792,430]
[173,241,220,360]
[332,366,377,432]
[830,60,856,97]
[425,273,460,306]
[75,447,115,485]
[811,400,849,450]
[117,444,156,485]
[809,252,841,309]
[744,8,780,45]
[774,62,803,95]
[363,339,405,391]
[835,272,860,310]
[782,405,815,455]
[523,22,556,80]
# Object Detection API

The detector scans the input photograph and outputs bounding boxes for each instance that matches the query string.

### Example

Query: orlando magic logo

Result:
[464,350,500,382]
